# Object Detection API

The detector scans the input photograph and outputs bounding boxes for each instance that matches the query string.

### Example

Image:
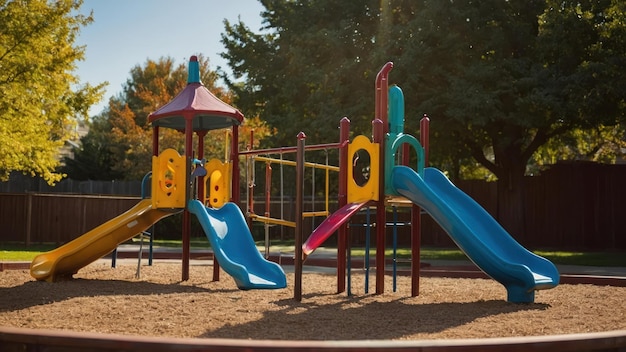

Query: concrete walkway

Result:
[3,244,624,282]
[110,244,626,278]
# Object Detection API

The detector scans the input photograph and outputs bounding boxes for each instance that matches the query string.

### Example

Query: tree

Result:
[60,114,123,180]
[531,124,626,175]
[221,0,380,147]
[63,55,271,180]
[389,0,626,237]
[0,0,105,184]
[221,0,626,239]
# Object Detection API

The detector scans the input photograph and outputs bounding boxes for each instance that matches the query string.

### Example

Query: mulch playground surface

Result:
[1,254,625,341]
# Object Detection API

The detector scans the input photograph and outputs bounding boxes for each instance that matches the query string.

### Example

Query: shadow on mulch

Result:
[0,278,221,313]
[199,292,549,341]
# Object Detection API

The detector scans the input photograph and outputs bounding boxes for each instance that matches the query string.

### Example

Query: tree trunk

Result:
[495,161,527,242]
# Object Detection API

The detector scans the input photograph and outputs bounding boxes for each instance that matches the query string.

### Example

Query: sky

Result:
[75,0,266,116]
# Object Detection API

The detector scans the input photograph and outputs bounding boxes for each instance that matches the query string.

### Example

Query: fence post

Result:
[25,193,33,246]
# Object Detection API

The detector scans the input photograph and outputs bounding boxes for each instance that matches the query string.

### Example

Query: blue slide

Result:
[391,166,559,303]
[187,200,287,290]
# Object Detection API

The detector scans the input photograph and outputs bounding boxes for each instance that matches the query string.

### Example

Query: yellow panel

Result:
[204,159,231,208]
[348,135,379,203]
[151,149,186,209]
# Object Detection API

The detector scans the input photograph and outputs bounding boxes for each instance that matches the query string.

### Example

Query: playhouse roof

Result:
[148,56,244,131]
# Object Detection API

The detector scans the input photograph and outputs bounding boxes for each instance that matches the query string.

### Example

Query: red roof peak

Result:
[148,55,244,131]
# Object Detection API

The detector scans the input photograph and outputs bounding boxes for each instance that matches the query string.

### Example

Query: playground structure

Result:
[29,57,559,303]
[30,56,286,290]
[243,62,559,303]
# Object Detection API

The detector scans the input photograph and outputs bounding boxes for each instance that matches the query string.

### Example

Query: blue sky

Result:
[75,0,265,116]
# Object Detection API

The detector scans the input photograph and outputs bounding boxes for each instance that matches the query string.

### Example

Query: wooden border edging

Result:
[0,327,625,352]
[0,262,30,271]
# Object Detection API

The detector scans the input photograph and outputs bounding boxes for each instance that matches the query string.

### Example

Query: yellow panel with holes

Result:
[347,135,379,203]
[204,159,231,208]
[151,149,186,209]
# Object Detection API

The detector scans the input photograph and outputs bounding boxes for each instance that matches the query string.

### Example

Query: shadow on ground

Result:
[0,278,219,313]
[199,292,549,340]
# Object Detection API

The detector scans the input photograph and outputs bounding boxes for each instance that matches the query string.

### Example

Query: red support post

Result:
[421,114,430,167]
[247,130,255,219]
[373,118,386,294]
[411,204,421,297]
[294,132,306,301]
[182,116,193,282]
[337,117,350,294]
[411,114,430,297]
[374,62,392,294]
[231,126,240,203]
[197,131,207,204]
[264,162,272,218]
[375,62,394,130]
[152,126,159,157]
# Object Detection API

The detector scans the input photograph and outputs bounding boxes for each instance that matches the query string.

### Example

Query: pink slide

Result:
[302,201,369,257]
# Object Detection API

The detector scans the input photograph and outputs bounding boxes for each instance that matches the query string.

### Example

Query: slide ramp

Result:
[30,199,174,282]
[391,166,559,303]
[302,201,369,258]
[187,200,286,290]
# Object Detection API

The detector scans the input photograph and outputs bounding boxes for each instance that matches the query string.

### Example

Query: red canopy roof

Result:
[148,56,244,131]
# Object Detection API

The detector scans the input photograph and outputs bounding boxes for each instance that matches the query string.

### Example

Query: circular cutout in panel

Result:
[352,149,371,187]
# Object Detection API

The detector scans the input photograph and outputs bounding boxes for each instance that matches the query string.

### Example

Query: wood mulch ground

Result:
[1,261,625,341]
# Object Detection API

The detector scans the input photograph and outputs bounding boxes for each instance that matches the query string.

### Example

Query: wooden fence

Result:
[419,162,626,250]
[1,162,625,250]
[0,172,142,195]
[0,194,140,244]
[523,162,626,250]
[344,162,626,251]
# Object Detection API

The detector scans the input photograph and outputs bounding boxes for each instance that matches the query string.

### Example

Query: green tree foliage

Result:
[221,0,380,146]
[390,0,626,236]
[0,0,105,184]
[391,0,626,172]
[63,55,271,180]
[533,125,626,170]
[222,0,626,238]
[61,115,123,180]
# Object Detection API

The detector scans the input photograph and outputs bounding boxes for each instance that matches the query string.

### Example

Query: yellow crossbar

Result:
[254,156,339,172]
[249,214,296,228]
[303,211,330,218]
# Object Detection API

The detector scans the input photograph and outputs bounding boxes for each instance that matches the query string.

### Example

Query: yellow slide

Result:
[30,199,175,282]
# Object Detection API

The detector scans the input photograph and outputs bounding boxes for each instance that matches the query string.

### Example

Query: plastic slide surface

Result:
[302,201,369,257]
[30,199,174,282]
[391,166,559,303]
[187,200,286,290]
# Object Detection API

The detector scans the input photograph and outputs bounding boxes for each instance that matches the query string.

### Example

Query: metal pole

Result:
[421,114,430,167]
[365,207,371,294]
[373,118,386,294]
[182,116,193,282]
[411,114,430,296]
[265,161,272,258]
[280,153,285,239]
[337,117,350,294]
[294,132,306,301]
[374,62,392,294]
[392,205,398,292]
[197,131,207,203]
[231,125,240,203]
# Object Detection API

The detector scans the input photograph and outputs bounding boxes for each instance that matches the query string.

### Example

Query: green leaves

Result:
[62,55,272,181]
[0,0,105,184]
[221,0,624,179]
[221,0,379,146]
